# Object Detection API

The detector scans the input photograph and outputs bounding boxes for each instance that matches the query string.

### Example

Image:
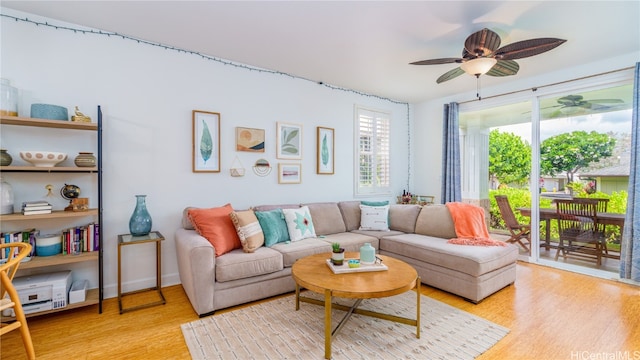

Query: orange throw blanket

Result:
[445,202,507,247]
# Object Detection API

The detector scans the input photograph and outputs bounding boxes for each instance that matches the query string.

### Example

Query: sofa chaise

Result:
[175,201,518,316]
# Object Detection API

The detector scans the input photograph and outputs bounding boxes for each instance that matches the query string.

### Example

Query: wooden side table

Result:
[117,231,166,314]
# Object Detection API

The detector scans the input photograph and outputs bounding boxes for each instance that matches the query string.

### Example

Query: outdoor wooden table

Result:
[518,207,625,258]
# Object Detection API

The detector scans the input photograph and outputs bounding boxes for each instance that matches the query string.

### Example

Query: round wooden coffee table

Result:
[291,252,420,359]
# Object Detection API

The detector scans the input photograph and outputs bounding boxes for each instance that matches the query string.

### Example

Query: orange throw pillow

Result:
[188,204,242,257]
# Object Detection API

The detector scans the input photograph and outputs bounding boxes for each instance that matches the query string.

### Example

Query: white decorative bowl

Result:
[19,151,67,167]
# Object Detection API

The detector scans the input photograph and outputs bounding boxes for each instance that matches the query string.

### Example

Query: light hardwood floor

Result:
[2,262,639,360]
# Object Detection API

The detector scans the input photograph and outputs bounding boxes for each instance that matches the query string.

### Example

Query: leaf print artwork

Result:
[321,134,329,166]
[281,127,300,155]
[276,122,302,160]
[200,120,213,164]
[316,127,334,174]
[193,111,220,172]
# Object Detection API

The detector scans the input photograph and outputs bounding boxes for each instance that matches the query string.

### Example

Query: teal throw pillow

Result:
[255,209,290,247]
[361,200,389,207]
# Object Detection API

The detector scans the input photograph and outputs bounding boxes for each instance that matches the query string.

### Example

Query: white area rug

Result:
[181,291,509,359]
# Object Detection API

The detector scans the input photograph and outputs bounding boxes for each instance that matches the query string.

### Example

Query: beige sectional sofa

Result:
[175,201,518,317]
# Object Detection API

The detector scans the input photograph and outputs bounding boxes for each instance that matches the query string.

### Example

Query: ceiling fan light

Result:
[460,57,497,76]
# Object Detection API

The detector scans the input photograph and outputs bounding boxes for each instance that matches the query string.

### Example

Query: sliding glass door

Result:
[537,84,632,274]
[459,77,632,277]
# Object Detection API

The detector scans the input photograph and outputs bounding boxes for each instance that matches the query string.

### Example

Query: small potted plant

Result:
[331,242,345,266]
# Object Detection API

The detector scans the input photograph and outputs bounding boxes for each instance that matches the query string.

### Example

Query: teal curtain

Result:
[441,102,462,203]
[620,62,640,282]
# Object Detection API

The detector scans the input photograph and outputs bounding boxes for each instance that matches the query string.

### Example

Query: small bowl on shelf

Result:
[348,259,360,268]
[20,151,67,167]
[30,103,68,121]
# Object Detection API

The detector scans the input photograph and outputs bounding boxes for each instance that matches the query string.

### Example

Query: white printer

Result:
[7,270,72,316]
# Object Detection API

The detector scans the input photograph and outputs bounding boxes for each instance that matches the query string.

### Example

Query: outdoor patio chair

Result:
[495,195,531,253]
[555,198,606,266]
[593,198,610,256]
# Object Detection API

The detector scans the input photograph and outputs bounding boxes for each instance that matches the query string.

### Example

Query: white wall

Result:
[0,9,411,298]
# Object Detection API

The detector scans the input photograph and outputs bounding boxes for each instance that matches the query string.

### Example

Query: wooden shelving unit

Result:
[0,165,98,173]
[0,209,99,221]
[0,109,104,317]
[19,251,99,269]
[0,115,97,130]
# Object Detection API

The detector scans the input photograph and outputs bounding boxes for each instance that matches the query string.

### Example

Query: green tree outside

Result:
[540,131,616,183]
[489,129,531,186]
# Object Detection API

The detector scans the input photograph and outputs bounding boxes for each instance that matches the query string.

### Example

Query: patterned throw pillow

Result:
[282,206,316,241]
[255,209,290,247]
[229,209,264,252]
[359,204,390,231]
[188,204,242,257]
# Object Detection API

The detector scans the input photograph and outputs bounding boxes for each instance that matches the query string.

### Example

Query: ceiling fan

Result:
[410,28,566,85]
[546,95,624,117]
[553,95,623,109]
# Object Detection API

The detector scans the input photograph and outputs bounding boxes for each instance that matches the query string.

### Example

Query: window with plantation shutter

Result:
[355,106,391,196]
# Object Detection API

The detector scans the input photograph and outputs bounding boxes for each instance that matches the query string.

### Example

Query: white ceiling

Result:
[2,1,639,103]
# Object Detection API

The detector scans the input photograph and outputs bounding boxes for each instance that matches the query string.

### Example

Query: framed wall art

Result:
[276,122,302,159]
[316,126,334,174]
[278,163,301,184]
[236,127,265,152]
[192,110,221,173]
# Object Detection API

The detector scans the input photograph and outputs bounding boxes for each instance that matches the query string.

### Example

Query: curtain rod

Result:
[458,66,635,105]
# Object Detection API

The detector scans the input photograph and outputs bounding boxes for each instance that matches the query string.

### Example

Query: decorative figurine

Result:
[60,183,88,211]
[71,106,91,122]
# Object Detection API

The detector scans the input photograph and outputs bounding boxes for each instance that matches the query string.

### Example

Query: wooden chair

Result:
[592,198,610,255]
[555,198,605,266]
[495,195,531,253]
[0,242,36,359]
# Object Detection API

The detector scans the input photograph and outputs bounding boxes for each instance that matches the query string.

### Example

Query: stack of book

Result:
[22,201,53,215]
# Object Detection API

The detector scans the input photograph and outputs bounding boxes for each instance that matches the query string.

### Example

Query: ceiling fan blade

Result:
[464,28,501,57]
[588,99,624,104]
[486,60,519,77]
[436,67,465,84]
[410,57,462,65]
[557,95,583,105]
[494,38,566,60]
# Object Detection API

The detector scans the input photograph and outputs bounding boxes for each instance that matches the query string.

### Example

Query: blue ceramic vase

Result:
[129,195,152,236]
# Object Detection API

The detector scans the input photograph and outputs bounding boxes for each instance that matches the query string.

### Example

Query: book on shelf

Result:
[61,223,99,254]
[21,209,52,215]
[21,201,53,214]
[1,228,36,260]
[22,201,51,208]
[21,205,53,211]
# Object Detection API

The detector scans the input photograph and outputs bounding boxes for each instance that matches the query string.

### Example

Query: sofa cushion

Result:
[229,209,264,252]
[359,204,390,231]
[253,204,300,212]
[282,206,316,241]
[379,233,518,277]
[337,201,359,231]
[319,232,380,253]
[188,204,242,257]
[270,238,332,267]
[182,207,196,230]
[388,204,421,233]
[351,229,405,240]
[303,202,346,235]
[215,247,283,282]
[414,204,457,239]
[255,209,290,247]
